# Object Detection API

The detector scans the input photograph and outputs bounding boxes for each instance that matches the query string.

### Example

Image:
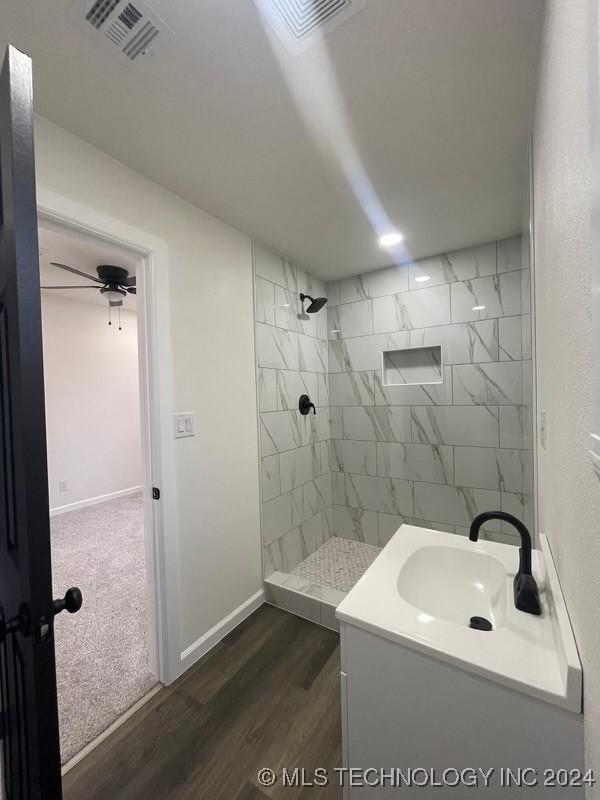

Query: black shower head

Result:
[300,293,328,313]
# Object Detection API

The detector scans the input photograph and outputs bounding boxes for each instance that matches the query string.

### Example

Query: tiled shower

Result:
[254,236,534,627]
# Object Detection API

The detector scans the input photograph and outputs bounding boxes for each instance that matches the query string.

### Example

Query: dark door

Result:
[0,45,78,800]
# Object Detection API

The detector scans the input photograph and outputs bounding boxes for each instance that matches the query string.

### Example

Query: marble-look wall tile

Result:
[280,443,328,493]
[452,362,522,406]
[499,316,523,361]
[276,370,319,411]
[330,371,375,406]
[412,405,499,447]
[254,242,288,288]
[254,243,300,293]
[373,284,451,333]
[377,442,453,484]
[298,334,328,373]
[330,406,343,439]
[413,482,501,529]
[408,242,496,289]
[256,322,299,371]
[377,512,407,546]
[345,474,413,516]
[307,410,330,445]
[262,454,281,501]
[454,447,530,493]
[326,280,341,306]
[255,277,275,325]
[333,504,379,545]
[340,265,409,303]
[497,235,522,273]
[499,405,531,449]
[303,474,332,518]
[329,323,499,374]
[378,515,456,547]
[401,322,498,365]
[317,373,329,406]
[300,511,328,554]
[262,490,304,545]
[258,368,277,412]
[261,410,304,454]
[328,300,373,339]
[375,367,453,406]
[342,406,411,442]
[257,237,533,584]
[501,490,533,531]
[328,333,399,373]
[274,286,305,333]
[331,440,377,475]
[450,271,522,323]
[332,470,345,505]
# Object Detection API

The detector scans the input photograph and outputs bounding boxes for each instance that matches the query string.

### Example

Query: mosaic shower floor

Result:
[291,536,382,594]
[264,536,382,629]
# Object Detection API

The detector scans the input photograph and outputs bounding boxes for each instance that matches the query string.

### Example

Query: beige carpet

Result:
[51,493,157,764]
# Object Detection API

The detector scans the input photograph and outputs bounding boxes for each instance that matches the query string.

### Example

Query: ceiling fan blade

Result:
[41,285,102,289]
[50,262,103,284]
[124,275,136,287]
[126,286,137,295]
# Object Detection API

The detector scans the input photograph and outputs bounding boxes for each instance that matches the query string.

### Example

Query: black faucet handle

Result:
[298,394,316,415]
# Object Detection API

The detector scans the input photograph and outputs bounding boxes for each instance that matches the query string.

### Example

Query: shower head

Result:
[300,293,328,313]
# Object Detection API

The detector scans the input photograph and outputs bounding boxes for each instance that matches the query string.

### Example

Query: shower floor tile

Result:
[291,536,382,594]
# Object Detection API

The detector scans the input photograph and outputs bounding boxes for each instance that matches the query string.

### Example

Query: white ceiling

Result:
[2,0,543,279]
[39,221,138,311]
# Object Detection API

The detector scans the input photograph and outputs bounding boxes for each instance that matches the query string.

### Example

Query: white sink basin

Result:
[397,544,508,628]
[336,524,582,712]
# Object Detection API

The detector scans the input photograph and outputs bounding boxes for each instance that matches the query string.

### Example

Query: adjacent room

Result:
[38,222,157,765]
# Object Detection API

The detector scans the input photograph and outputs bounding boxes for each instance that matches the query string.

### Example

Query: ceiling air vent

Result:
[262,0,366,50]
[71,0,172,60]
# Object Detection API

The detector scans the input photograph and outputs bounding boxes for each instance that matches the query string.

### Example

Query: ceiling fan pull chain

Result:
[118,306,122,331]
[108,305,112,327]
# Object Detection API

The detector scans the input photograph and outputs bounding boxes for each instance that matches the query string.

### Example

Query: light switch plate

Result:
[173,412,195,439]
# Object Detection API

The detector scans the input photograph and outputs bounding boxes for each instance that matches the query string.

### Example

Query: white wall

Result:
[33,115,262,662]
[533,0,600,792]
[42,292,142,510]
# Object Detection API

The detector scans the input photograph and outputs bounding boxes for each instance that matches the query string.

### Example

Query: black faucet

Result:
[298,394,316,415]
[469,511,541,616]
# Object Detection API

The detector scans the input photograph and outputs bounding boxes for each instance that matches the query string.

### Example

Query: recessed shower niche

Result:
[381,344,443,386]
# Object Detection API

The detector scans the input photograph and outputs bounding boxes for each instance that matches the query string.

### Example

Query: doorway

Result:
[37,218,159,765]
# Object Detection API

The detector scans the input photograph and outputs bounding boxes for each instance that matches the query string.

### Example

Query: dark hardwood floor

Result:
[62,605,342,800]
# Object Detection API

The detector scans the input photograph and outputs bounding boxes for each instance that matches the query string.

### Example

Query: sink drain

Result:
[469,616,492,631]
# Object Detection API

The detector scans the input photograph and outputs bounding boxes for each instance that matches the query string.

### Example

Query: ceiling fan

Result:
[41,263,136,328]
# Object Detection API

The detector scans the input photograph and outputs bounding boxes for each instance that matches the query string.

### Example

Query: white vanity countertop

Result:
[336,525,582,713]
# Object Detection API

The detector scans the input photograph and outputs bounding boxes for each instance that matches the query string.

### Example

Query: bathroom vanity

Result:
[336,526,584,798]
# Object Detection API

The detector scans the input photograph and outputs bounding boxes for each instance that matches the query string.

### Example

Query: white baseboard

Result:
[50,485,143,517]
[179,589,265,674]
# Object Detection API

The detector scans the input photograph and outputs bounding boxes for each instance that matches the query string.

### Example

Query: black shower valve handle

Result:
[299,394,316,415]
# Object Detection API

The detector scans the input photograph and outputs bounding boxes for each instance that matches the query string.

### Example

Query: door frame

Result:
[37,187,181,685]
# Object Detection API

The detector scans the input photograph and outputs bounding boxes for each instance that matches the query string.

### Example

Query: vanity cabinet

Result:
[339,621,584,798]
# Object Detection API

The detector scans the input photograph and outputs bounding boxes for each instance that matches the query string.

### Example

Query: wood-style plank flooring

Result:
[63,605,342,800]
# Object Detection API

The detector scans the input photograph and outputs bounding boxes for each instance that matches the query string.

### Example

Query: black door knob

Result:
[53,587,83,616]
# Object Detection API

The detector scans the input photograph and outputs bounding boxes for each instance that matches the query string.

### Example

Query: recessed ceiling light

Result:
[415,275,430,283]
[378,232,404,248]
[472,305,486,311]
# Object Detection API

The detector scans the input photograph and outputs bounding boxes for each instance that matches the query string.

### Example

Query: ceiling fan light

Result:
[101,287,126,303]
